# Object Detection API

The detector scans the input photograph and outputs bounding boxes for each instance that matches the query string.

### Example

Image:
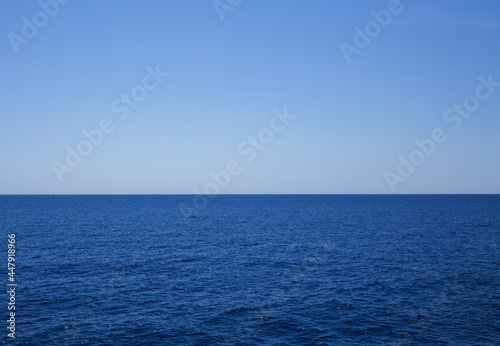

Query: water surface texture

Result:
[1,195,499,344]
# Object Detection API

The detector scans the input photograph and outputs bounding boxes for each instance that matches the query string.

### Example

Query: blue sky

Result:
[1,0,499,194]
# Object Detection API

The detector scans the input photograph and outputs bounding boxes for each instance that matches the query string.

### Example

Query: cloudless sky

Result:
[1,0,499,194]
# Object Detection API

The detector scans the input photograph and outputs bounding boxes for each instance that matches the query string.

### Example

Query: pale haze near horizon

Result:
[1,0,499,194]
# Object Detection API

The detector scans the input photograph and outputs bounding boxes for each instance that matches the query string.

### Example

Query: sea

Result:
[1,194,499,345]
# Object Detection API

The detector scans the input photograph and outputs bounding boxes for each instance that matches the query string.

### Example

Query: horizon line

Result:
[1,193,499,196]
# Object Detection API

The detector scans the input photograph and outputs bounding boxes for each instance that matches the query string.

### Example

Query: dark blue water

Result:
[1,195,499,345]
